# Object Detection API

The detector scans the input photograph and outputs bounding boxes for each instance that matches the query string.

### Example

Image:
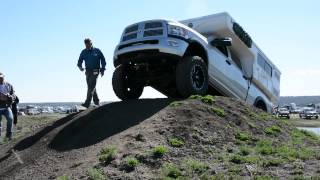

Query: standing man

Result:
[78,38,106,108]
[0,72,16,142]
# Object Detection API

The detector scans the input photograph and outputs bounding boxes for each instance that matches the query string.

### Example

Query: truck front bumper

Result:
[113,37,189,66]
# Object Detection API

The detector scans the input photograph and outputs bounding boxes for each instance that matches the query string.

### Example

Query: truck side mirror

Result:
[210,38,232,47]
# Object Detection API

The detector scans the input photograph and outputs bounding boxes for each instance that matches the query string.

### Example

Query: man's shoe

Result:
[81,103,90,108]
[6,134,13,141]
[93,102,100,107]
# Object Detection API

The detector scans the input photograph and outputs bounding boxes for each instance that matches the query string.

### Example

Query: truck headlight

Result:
[168,25,189,39]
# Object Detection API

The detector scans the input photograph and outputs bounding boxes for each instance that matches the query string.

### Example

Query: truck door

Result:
[207,46,234,97]
[226,49,249,100]
[213,45,248,99]
[208,45,238,97]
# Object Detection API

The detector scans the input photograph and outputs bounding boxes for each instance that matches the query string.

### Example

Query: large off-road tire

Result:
[176,56,208,97]
[112,65,144,100]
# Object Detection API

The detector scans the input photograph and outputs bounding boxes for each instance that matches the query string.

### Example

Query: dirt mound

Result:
[0,96,319,179]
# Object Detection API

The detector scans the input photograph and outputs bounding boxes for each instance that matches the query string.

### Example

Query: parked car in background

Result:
[27,109,41,116]
[277,108,290,119]
[291,108,302,114]
[300,108,319,119]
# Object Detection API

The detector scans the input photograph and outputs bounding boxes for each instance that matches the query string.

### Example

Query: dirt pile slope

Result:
[0,96,319,180]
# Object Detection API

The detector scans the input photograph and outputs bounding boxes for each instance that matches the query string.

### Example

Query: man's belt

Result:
[86,69,100,75]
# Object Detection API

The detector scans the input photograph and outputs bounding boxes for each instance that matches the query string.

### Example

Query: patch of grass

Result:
[276,145,298,161]
[184,159,209,174]
[57,175,69,180]
[235,139,244,145]
[216,154,227,162]
[229,154,259,164]
[264,125,281,136]
[98,146,117,165]
[253,175,277,180]
[247,121,257,128]
[162,163,182,179]
[256,139,274,155]
[239,146,251,156]
[228,165,243,174]
[125,157,139,170]
[208,174,226,180]
[189,95,216,104]
[152,146,168,158]
[87,168,105,180]
[201,95,215,104]
[169,138,185,148]
[276,145,314,161]
[210,107,226,117]
[258,112,272,120]
[262,158,284,167]
[235,131,251,141]
[278,118,290,126]
[244,109,259,119]
[170,101,182,107]
[296,147,314,160]
[189,95,202,99]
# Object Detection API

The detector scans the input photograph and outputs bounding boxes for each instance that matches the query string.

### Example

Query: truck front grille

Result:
[144,29,163,37]
[121,21,164,42]
[125,24,139,34]
[145,22,163,29]
[122,33,138,41]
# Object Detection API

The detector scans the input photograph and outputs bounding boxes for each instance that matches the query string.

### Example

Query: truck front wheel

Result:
[112,65,144,100]
[176,56,208,97]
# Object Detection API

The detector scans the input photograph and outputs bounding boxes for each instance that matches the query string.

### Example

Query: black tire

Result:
[176,56,208,97]
[112,65,144,100]
[255,102,267,112]
[287,116,290,119]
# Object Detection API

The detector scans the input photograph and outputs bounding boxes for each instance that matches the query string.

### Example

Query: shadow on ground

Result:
[13,113,79,151]
[49,98,173,151]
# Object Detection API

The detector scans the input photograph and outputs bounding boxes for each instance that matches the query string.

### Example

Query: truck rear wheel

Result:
[112,65,144,100]
[176,56,208,97]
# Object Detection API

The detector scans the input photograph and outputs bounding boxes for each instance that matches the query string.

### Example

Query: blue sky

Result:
[1,0,319,102]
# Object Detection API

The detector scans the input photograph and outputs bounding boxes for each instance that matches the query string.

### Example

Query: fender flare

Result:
[184,39,209,65]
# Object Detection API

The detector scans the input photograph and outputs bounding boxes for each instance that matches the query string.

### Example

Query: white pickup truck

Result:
[112,12,281,112]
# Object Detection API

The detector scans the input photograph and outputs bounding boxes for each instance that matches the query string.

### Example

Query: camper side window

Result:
[216,46,229,57]
[258,54,272,77]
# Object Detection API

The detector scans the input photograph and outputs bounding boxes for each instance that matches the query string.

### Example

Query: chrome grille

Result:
[145,22,162,29]
[122,33,138,41]
[125,24,139,34]
[121,21,164,42]
[144,29,163,37]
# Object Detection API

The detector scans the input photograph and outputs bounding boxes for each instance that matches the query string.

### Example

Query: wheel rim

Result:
[191,65,205,90]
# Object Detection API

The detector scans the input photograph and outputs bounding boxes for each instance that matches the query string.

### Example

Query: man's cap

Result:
[84,38,92,44]
[0,72,4,78]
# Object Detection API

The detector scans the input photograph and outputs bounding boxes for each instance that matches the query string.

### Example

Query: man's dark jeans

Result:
[0,107,14,138]
[84,70,100,105]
